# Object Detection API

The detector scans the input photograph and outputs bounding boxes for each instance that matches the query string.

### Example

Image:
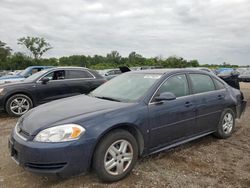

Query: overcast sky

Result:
[1,0,250,65]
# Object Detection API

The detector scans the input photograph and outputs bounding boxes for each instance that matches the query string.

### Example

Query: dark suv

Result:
[0,67,106,116]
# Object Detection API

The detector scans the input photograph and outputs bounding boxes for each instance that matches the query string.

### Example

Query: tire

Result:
[213,108,235,139]
[5,94,33,117]
[93,129,138,182]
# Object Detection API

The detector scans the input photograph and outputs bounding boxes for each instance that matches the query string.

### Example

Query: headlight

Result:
[34,124,85,142]
[0,88,4,94]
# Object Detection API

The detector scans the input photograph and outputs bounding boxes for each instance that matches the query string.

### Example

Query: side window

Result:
[213,78,225,90]
[43,70,65,80]
[67,70,93,79]
[189,74,215,94]
[156,74,189,98]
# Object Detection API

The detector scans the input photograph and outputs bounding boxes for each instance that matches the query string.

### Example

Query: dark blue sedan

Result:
[9,69,246,182]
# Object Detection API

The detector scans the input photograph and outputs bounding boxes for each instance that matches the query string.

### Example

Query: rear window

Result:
[67,70,93,79]
[190,74,215,94]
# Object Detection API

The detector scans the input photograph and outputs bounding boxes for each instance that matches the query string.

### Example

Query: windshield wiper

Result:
[94,96,121,102]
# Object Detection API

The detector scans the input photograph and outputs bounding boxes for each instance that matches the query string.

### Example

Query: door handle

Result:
[217,95,224,100]
[185,101,193,107]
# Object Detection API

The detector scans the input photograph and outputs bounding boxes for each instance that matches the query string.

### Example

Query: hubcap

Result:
[10,97,30,115]
[222,113,233,134]
[104,139,133,176]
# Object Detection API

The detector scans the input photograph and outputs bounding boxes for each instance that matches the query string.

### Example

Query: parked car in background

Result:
[215,68,240,90]
[215,68,239,75]
[98,69,122,80]
[237,68,248,75]
[187,67,216,74]
[0,67,105,116]
[0,71,10,77]
[239,70,250,82]
[9,69,246,182]
[0,66,53,84]
[6,71,16,76]
[122,66,164,72]
[119,66,164,74]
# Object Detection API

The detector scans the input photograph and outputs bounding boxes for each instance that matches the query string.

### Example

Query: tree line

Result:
[0,37,239,71]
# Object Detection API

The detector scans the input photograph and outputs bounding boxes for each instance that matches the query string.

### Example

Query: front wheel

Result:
[93,129,138,182]
[214,108,235,139]
[5,94,33,117]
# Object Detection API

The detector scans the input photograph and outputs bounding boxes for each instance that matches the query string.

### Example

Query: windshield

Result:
[24,70,48,82]
[91,73,162,103]
[19,68,31,77]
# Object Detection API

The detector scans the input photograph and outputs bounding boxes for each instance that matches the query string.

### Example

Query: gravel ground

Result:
[0,83,250,188]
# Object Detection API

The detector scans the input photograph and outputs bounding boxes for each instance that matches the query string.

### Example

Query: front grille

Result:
[25,162,67,170]
[19,129,30,138]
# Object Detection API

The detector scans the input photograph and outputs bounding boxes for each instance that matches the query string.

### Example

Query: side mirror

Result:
[41,77,50,84]
[155,92,176,101]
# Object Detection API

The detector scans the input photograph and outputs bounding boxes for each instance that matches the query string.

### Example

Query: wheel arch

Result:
[226,105,237,118]
[4,91,34,110]
[90,123,145,166]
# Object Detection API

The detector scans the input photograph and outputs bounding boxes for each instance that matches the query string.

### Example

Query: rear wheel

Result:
[5,94,33,117]
[214,108,235,139]
[93,129,138,182]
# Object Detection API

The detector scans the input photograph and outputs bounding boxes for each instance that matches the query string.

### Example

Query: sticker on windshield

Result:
[144,75,161,79]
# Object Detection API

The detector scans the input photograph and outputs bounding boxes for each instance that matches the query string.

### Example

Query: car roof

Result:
[48,66,89,70]
[27,66,54,68]
[127,68,211,75]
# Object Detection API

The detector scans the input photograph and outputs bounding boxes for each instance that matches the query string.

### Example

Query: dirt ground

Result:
[0,83,250,188]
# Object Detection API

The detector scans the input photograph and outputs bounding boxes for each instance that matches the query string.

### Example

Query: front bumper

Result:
[9,130,96,177]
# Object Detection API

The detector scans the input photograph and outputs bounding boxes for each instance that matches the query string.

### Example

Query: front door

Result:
[35,70,69,104]
[148,74,196,150]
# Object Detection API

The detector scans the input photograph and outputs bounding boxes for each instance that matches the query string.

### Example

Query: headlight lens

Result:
[0,88,4,94]
[34,124,85,142]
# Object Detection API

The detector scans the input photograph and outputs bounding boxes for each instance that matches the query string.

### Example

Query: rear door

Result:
[188,73,226,133]
[148,74,197,150]
[65,69,95,95]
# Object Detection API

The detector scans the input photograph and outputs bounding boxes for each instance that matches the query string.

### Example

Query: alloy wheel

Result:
[222,113,234,134]
[10,97,30,115]
[104,139,133,176]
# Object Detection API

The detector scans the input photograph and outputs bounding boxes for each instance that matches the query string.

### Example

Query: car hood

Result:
[0,80,30,87]
[20,95,134,135]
